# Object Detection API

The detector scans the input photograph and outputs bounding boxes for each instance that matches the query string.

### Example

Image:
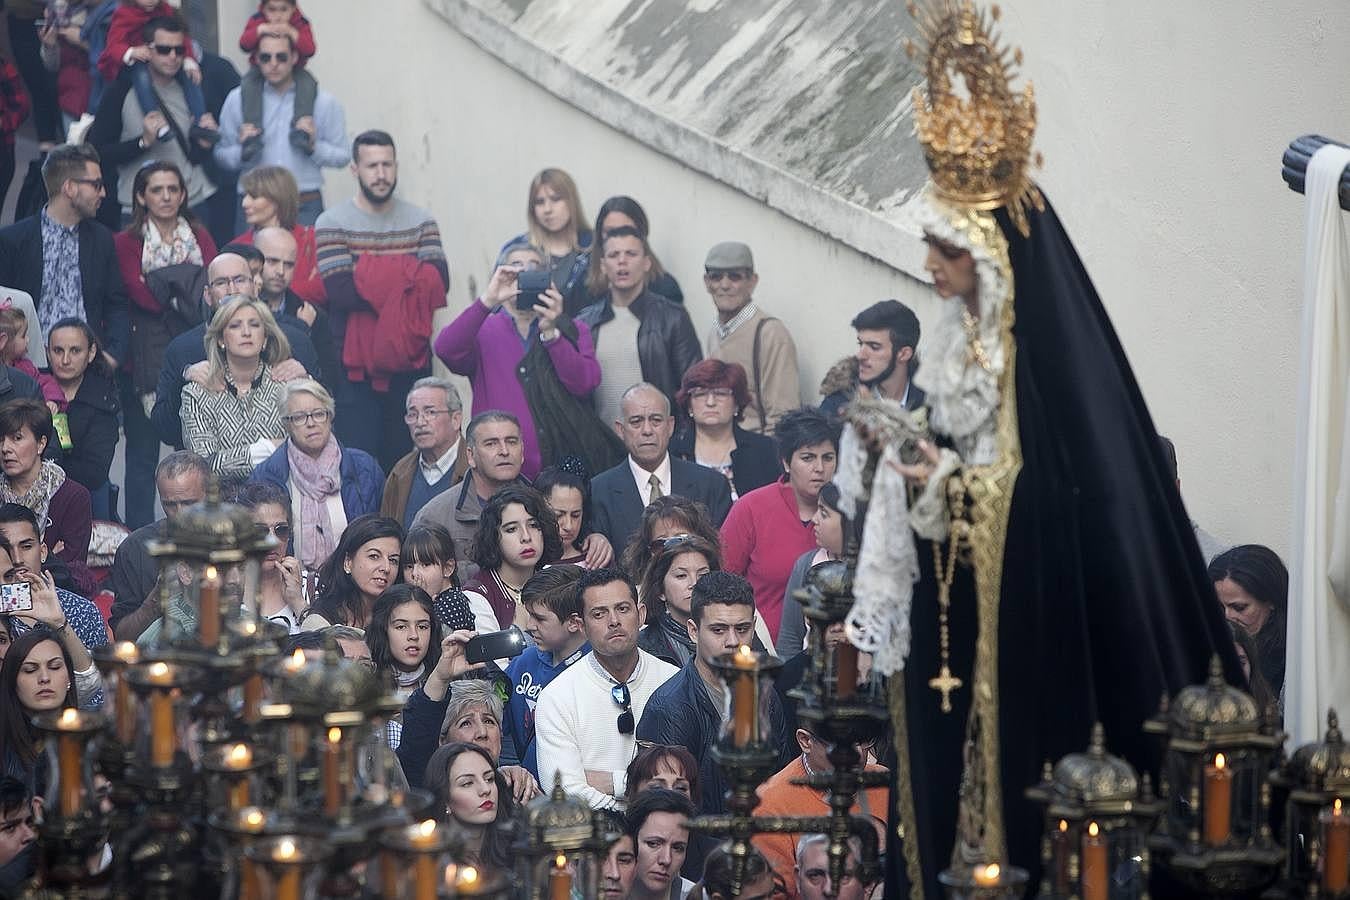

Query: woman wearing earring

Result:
[300,515,403,630]
[179,296,291,485]
[424,742,518,869]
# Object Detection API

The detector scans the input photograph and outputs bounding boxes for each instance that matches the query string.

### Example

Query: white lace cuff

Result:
[909,448,962,542]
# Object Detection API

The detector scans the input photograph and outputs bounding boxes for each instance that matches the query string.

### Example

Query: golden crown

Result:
[905,0,1044,236]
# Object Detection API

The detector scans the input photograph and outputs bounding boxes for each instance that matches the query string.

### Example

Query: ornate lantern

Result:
[1144,656,1285,895]
[146,479,278,751]
[1274,709,1350,896]
[515,776,615,899]
[1025,723,1165,900]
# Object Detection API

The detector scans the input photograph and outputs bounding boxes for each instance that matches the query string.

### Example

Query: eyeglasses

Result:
[282,409,332,426]
[70,177,104,190]
[611,682,634,735]
[209,274,254,290]
[153,44,186,56]
[704,269,750,283]
[255,522,292,540]
[257,51,291,64]
[404,408,454,424]
[649,534,694,554]
[689,387,734,401]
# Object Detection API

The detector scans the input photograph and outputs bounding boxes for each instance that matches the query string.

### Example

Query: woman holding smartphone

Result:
[432,241,602,479]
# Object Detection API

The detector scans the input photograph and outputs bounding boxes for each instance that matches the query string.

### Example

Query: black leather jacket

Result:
[576,289,702,406]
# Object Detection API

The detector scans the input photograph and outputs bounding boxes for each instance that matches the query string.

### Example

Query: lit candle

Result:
[455,865,482,895]
[410,820,439,900]
[273,838,301,900]
[1052,819,1070,894]
[147,662,175,768]
[56,708,82,817]
[732,645,757,747]
[835,640,859,699]
[284,647,307,673]
[1204,753,1233,846]
[226,743,253,811]
[199,565,221,648]
[550,853,572,900]
[1325,799,1350,893]
[1081,821,1107,900]
[973,863,1000,887]
[238,808,265,900]
[323,727,342,816]
[113,642,137,746]
[243,672,264,724]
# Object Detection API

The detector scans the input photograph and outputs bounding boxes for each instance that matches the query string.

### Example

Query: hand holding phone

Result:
[0,581,32,614]
[465,626,527,665]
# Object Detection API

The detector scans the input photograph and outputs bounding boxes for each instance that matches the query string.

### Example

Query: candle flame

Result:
[243,621,257,636]
[458,866,479,886]
[418,819,436,837]
[286,648,306,671]
[59,707,78,727]
[983,863,1000,879]
[204,565,218,581]
[733,643,756,670]
[737,644,753,660]
[1058,819,1068,833]
[1337,799,1344,815]
[556,853,567,867]
[1088,821,1100,838]
[148,661,171,684]
[115,641,138,663]
[274,837,297,861]
[327,727,342,744]
[244,808,264,828]
[1215,753,1226,770]
[228,743,252,767]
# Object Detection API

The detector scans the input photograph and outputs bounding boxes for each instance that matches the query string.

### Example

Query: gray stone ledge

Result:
[423,0,929,280]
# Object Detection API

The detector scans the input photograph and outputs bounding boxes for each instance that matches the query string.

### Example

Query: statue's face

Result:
[923,234,978,300]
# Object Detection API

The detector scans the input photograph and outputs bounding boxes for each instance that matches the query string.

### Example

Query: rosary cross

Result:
[929,664,963,713]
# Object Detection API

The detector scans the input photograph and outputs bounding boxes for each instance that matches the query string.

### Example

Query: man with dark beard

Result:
[818,299,925,419]
[315,129,448,471]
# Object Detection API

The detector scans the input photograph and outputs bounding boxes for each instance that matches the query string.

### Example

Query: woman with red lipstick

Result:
[462,485,563,631]
[366,584,442,706]
[424,742,518,869]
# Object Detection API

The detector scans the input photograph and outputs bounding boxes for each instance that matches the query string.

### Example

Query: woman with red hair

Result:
[670,359,779,500]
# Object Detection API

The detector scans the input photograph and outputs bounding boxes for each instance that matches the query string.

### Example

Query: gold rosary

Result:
[928,478,970,713]
[962,309,994,373]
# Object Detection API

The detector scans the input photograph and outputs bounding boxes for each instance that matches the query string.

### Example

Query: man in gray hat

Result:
[702,241,800,434]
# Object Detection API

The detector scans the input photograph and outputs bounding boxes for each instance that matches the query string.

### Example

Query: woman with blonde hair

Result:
[180,296,292,483]
[501,168,593,299]
[251,378,385,569]
[230,164,325,305]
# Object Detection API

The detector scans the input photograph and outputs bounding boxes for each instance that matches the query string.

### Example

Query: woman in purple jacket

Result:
[432,242,602,479]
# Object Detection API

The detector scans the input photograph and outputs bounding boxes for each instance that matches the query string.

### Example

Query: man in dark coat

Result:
[590,382,732,553]
[0,144,129,368]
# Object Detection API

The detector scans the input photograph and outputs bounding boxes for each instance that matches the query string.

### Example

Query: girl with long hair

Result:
[424,742,517,869]
[365,584,443,704]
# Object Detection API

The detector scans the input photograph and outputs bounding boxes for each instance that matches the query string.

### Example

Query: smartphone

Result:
[515,270,551,312]
[0,582,33,614]
[465,626,526,665]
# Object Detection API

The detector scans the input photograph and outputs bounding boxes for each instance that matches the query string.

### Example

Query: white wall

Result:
[222,0,1350,556]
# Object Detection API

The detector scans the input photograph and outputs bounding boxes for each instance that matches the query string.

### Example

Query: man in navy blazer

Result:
[0,145,130,368]
[590,382,733,554]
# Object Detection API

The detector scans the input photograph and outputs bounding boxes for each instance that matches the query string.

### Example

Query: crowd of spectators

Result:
[0,3,1286,896]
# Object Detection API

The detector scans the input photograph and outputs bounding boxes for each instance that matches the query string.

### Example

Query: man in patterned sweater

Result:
[315,129,448,471]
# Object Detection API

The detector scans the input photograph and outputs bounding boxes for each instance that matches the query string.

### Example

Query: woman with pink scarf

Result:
[250,379,384,568]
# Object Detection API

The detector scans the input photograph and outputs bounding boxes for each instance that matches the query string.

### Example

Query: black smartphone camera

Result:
[515,270,551,312]
[465,626,527,665]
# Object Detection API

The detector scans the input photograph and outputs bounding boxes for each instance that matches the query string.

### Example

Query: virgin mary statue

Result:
[836,3,1243,896]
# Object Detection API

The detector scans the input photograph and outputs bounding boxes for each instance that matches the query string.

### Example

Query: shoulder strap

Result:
[153,89,193,160]
[751,316,775,433]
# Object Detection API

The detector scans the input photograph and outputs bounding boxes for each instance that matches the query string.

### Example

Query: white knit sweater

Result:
[534,649,678,810]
